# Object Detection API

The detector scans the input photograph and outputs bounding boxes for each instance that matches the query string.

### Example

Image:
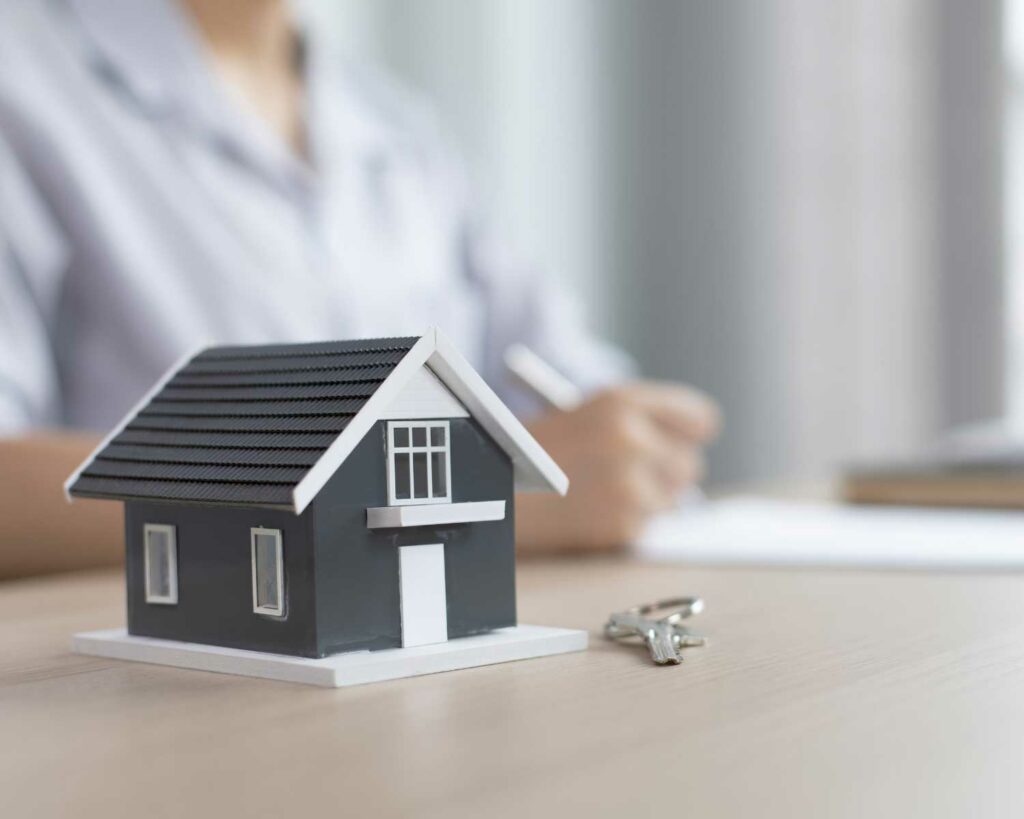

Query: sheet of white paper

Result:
[636,497,1024,570]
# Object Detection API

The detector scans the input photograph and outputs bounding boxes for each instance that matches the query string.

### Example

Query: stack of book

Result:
[842,422,1024,509]
[843,466,1024,509]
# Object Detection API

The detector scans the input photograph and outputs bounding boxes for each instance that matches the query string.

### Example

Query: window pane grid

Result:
[388,421,451,505]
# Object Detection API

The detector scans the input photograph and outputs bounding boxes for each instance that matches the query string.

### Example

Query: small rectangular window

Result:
[387,421,452,506]
[144,524,177,605]
[251,528,284,617]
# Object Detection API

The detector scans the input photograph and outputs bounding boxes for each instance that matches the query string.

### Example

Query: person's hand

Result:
[516,381,720,553]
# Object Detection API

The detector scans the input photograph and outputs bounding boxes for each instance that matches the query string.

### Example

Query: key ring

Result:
[604,596,705,641]
[605,596,708,664]
[627,596,704,623]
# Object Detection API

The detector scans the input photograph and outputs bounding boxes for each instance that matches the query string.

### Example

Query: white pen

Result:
[503,343,583,411]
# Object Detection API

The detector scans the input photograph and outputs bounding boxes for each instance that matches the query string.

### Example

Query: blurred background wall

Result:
[306,0,1007,487]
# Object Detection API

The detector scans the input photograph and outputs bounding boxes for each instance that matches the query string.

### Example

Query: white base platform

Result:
[71,625,588,688]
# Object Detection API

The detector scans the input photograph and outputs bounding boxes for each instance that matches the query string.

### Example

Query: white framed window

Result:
[143,524,178,605]
[251,527,284,617]
[387,420,452,506]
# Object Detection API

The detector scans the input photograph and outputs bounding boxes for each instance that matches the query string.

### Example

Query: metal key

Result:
[605,597,707,665]
[606,612,682,664]
[672,629,708,650]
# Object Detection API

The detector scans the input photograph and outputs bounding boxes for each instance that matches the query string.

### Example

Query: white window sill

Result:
[366,500,506,529]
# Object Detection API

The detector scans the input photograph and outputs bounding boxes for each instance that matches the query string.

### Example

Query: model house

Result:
[66,329,568,659]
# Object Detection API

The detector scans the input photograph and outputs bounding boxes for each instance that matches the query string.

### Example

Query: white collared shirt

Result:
[0,0,629,434]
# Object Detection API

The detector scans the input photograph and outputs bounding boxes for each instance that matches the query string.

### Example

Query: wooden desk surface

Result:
[2,560,1023,818]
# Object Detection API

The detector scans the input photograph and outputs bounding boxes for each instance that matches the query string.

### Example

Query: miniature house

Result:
[66,329,568,659]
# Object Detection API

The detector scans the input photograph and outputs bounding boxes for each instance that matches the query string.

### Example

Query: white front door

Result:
[399,544,448,647]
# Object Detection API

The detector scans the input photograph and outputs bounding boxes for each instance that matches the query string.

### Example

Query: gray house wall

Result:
[124,500,318,656]
[311,418,516,656]
[122,417,516,658]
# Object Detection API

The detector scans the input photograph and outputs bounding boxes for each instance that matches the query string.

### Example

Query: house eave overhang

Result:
[63,344,208,504]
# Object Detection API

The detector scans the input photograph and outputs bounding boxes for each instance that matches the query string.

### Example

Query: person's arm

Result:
[0,135,123,578]
[0,433,122,578]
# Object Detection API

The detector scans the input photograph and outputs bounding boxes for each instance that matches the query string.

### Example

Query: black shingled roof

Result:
[68,336,420,508]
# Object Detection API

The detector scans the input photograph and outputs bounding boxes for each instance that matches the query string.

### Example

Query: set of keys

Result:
[604,597,708,665]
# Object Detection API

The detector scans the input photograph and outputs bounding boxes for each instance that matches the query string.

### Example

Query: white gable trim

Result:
[291,328,569,514]
[290,334,436,513]
[64,344,206,503]
[427,331,569,496]
[379,366,469,420]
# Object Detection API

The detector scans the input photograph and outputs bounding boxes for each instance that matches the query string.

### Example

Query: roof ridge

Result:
[194,337,420,362]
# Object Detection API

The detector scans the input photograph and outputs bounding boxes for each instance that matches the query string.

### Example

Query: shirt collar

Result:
[66,0,219,121]
[306,50,402,177]
[65,0,402,194]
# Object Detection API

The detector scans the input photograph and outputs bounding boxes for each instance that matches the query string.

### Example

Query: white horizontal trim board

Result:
[366,500,506,529]
[72,625,589,688]
[380,366,469,419]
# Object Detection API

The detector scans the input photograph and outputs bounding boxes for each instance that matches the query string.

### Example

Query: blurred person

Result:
[0,0,719,578]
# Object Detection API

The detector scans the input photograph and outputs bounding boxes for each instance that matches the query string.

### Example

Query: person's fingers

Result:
[605,409,706,494]
[588,409,706,499]
[616,381,722,442]
[599,406,665,461]
[609,463,677,544]
[620,460,678,516]
[652,442,705,494]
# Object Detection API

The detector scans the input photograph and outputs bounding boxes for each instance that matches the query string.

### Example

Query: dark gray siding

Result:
[311,418,516,656]
[125,501,318,657]
[122,416,516,659]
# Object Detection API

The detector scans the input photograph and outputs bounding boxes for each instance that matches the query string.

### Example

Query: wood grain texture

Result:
[1,560,1023,818]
